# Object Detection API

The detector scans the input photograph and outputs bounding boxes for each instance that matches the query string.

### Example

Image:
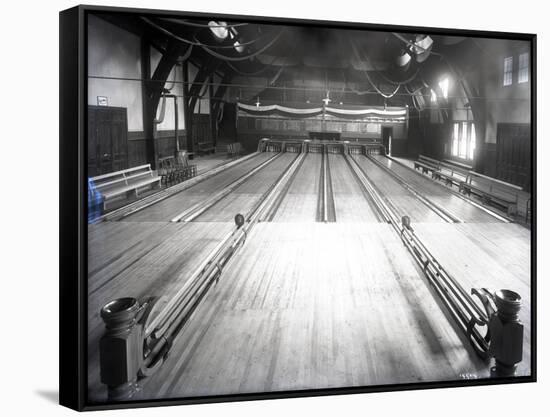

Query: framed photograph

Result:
[59,4,536,411]
[96,96,109,106]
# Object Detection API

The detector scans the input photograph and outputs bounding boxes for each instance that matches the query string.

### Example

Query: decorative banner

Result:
[325,107,407,117]
[238,103,323,114]
[237,102,407,120]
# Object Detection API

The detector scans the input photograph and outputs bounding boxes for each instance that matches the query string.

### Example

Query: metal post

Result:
[99,298,143,401]
[490,290,524,377]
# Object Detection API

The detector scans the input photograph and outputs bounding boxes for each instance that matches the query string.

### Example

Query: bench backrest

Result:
[418,155,440,166]
[443,159,472,171]
[90,164,154,193]
[440,161,469,177]
[467,171,522,199]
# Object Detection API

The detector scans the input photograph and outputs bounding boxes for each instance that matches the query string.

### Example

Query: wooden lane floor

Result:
[328,154,381,222]
[136,222,497,400]
[371,155,501,223]
[194,153,298,222]
[271,153,322,222]
[413,222,531,376]
[122,152,275,222]
[87,221,235,402]
[353,155,445,223]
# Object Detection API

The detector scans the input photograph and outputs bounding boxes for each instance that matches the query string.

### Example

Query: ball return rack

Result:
[98,146,523,401]
[345,153,524,374]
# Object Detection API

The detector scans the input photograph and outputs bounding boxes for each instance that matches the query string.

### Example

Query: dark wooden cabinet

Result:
[496,123,531,191]
[88,106,129,176]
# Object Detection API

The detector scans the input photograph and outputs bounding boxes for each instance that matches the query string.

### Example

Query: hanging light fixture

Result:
[413,35,433,63]
[234,40,245,53]
[227,30,245,53]
[208,21,229,41]
[255,96,261,108]
[395,48,412,70]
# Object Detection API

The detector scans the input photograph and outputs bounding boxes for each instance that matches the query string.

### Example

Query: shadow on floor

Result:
[35,389,58,404]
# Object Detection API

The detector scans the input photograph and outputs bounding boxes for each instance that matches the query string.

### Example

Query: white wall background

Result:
[0,1,547,417]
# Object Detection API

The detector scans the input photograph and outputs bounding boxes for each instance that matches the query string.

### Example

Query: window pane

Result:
[503,56,513,86]
[518,52,529,83]
[452,123,459,156]
[504,56,513,71]
[469,125,476,160]
[439,77,449,99]
[459,122,468,158]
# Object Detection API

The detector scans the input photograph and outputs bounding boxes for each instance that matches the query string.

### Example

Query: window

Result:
[451,122,476,161]
[459,122,468,158]
[518,52,529,83]
[430,89,437,103]
[503,56,513,86]
[439,77,449,99]
[469,126,476,160]
[452,123,459,156]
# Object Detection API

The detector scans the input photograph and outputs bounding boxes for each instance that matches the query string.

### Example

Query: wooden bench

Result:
[443,159,472,171]
[433,160,471,188]
[90,164,161,211]
[460,171,522,215]
[414,155,441,177]
[197,141,215,155]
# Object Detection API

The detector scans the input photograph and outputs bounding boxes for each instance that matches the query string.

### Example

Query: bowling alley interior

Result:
[84,11,534,404]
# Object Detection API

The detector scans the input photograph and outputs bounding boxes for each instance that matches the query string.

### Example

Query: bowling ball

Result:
[234,213,245,228]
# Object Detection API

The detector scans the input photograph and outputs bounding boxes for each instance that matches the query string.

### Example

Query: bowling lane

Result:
[413,221,531,377]
[87,221,236,402]
[328,154,380,223]
[194,153,298,222]
[354,155,444,223]
[372,155,501,223]
[139,223,489,399]
[271,153,322,222]
[123,152,275,222]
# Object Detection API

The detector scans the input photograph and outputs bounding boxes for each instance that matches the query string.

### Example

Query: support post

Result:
[141,39,157,170]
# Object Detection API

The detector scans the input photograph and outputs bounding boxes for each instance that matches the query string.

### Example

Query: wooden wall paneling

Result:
[88,108,98,177]
[87,106,128,175]
[127,139,147,168]
[110,108,129,172]
[496,123,531,190]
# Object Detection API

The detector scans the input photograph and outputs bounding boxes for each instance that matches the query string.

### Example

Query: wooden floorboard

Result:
[415,222,532,375]
[373,155,501,223]
[87,221,235,401]
[355,155,444,223]
[86,152,532,403]
[123,153,274,222]
[134,223,508,400]
[195,153,297,222]
[272,153,322,222]
[329,155,380,223]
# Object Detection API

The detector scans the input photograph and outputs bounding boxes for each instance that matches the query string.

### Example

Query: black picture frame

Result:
[59,4,537,411]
